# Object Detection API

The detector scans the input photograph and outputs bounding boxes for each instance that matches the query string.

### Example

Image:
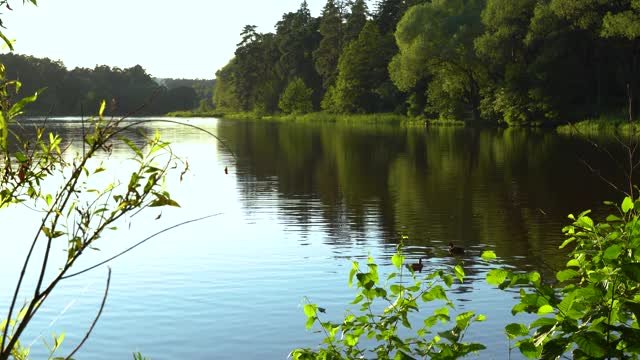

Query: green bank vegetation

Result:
[211,0,640,127]
[0,53,214,116]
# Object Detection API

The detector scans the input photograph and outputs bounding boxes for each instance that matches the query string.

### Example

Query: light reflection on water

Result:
[0,117,618,359]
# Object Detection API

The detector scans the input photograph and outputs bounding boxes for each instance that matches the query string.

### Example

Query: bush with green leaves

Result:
[487,196,640,359]
[0,69,182,359]
[291,243,488,359]
[279,78,314,115]
[294,193,640,359]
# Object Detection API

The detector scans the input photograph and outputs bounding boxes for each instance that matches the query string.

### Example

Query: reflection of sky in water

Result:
[0,118,617,359]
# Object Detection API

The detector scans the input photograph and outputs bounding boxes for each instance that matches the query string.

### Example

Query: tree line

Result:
[213,0,640,126]
[0,53,214,116]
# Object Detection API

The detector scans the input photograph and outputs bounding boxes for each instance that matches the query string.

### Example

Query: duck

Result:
[448,242,465,256]
[409,258,426,273]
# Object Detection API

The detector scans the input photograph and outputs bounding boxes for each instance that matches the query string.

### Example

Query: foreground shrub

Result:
[488,196,640,358]
[291,243,487,359]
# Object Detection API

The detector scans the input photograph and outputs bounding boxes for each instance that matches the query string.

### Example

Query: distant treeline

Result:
[214,0,640,125]
[0,53,215,115]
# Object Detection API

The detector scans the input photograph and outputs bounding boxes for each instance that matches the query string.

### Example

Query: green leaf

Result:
[351,294,364,304]
[481,250,497,260]
[422,285,447,302]
[573,332,607,358]
[53,332,65,351]
[0,31,14,51]
[530,317,558,329]
[391,253,404,269]
[566,259,580,268]
[516,340,539,358]
[303,304,317,318]
[119,136,143,159]
[486,268,509,286]
[305,316,315,329]
[541,338,570,360]
[438,328,460,343]
[390,284,403,295]
[603,244,623,259]
[622,197,634,213]
[624,301,640,321]
[622,263,640,283]
[505,323,529,339]
[348,263,358,287]
[356,273,375,290]
[455,311,475,329]
[559,237,576,249]
[537,305,554,315]
[556,269,579,282]
[454,265,465,283]
[14,152,27,163]
[606,214,622,222]
[99,99,106,118]
[8,89,43,118]
[435,306,449,317]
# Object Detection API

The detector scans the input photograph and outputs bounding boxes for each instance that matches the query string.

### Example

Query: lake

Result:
[0,117,625,359]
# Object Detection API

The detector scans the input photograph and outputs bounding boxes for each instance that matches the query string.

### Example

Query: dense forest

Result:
[213,0,640,126]
[0,53,215,115]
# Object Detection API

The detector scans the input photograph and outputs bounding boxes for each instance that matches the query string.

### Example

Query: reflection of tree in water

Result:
[217,120,622,275]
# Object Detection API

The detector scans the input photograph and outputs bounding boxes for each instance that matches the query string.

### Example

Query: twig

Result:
[114,119,238,161]
[65,267,111,360]
[566,120,628,193]
[579,159,626,196]
[61,213,223,279]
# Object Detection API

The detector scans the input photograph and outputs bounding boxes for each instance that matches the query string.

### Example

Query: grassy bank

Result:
[556,114,638,136]
[161,109,639,135]
[166,110,225,118]
[167,110,469,127]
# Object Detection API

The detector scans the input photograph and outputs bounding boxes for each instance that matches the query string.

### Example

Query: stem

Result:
[62,213,222,279]
[606,275,619,360]
[1,144,99,359]
[65,268,111,360]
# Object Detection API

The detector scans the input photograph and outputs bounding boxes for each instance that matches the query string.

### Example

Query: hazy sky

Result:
[1,0,351,79]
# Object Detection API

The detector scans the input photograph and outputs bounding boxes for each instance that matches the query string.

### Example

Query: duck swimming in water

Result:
[448,242,465,256]
[409,258,426,272]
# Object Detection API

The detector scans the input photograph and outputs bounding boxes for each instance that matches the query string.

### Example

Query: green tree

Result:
[549,0,640,117]
[373,0,407,34]
[329,21,396,113]
[279,77,313,114]
[474,0,543,125]
[275,2,322,88]
[313,0,344,90]
[390,0,487,122]
[212,59,242,112]
[343,0,368,45]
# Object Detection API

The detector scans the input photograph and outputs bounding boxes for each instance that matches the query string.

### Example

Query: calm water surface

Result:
[0,117,623,359]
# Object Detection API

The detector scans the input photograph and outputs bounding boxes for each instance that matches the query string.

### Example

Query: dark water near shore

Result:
[0,117,624,359]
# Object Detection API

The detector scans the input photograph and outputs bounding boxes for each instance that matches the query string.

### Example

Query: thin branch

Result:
[566,120,628,187]
[61,213,223,280]
[579,159,626,196]
[114,119,238,161]
[65,267,111,360]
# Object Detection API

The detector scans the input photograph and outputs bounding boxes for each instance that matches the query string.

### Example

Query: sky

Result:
[1,0,351,79]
